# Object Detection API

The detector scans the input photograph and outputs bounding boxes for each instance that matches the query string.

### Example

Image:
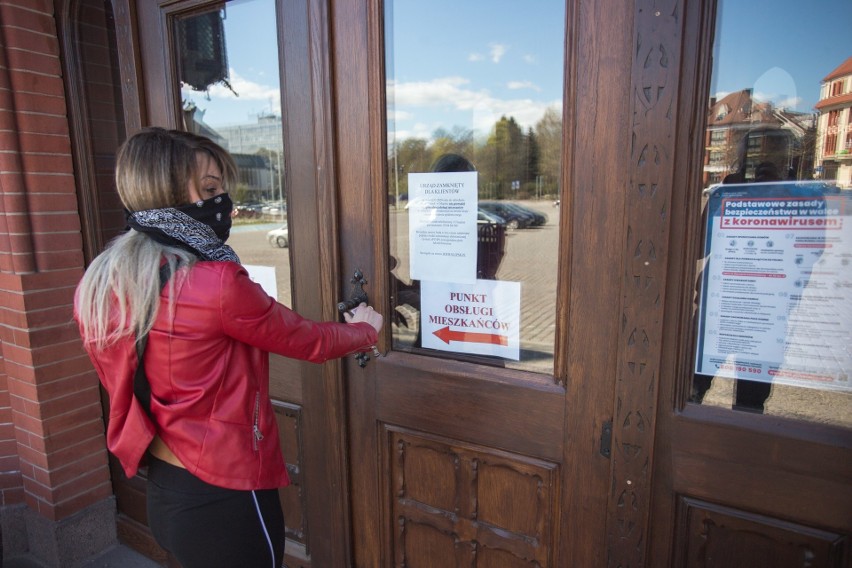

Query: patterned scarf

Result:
[126,194,240,263]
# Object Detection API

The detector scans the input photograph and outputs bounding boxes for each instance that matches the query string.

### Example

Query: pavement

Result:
[4,544,163,568]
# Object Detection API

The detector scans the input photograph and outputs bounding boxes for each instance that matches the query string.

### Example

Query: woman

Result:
[75,127,383,567]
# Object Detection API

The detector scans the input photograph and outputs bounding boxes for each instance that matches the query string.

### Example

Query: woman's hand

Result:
[344,303,384,333]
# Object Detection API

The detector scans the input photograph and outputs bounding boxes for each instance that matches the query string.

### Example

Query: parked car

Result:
[234,202,263,218]
[507,203,548,226]
[477,209,507,226]
[479,201,533,230]
[266,224,289,248]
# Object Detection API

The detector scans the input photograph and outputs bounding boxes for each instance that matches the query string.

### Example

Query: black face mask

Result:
[177,193,234,242]
[126,193,240,263]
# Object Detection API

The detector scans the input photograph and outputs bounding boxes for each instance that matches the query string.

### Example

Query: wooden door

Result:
[117,0,355,565]
[329,1,611,566]
[647,1,852,566]
[330,0,852,567]
[114,0,852,566]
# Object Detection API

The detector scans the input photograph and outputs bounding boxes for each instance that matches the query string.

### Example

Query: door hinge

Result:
[599,420,613,459]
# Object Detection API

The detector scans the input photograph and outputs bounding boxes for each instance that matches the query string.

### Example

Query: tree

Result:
[388,137,430,201]
[480,115,525,199]
[523,127,541,198]
[535,107,562,197]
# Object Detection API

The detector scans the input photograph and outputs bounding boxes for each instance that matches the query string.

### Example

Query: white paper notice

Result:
[244,265,278,301]
[421,279,521,360]
[408,172,478,283]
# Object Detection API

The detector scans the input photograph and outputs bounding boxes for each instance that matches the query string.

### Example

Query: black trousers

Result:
[146,457,285,568]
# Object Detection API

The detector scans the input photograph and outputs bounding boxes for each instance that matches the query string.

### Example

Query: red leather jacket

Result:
[77,261,377,490]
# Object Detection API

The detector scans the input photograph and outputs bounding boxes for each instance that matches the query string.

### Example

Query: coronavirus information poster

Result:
[695,183,852,392]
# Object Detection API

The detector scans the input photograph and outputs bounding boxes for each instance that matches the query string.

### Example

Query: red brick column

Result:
[0,1,114,564]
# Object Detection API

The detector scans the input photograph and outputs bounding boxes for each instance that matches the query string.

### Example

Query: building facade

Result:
[815,56,852,189]
[1,1,850,568]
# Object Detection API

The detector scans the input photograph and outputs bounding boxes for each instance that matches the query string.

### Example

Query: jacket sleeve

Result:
[218,263,378,363]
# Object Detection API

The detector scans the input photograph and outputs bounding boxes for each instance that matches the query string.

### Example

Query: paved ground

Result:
[5,545,162,568]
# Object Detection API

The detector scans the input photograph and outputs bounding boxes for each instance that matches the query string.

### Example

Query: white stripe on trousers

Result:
[251,490,276,568]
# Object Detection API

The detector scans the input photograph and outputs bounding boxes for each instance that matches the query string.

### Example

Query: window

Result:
[693,0,851,427]
[825,133,837,154]
[828,110,839,127]
[710,130,727,144]
[384,0,565,374]
[173,0,293,308]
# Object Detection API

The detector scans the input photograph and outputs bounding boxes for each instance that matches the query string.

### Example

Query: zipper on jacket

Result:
[252,392,264,451]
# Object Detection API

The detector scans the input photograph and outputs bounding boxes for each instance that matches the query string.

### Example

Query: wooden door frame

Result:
[328,1,386,563]
[279,0,355,565]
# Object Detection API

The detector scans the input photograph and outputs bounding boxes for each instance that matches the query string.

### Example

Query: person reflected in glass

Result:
[693,127,799,413]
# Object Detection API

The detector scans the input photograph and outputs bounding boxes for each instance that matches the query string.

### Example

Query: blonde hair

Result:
[76,127,236,350]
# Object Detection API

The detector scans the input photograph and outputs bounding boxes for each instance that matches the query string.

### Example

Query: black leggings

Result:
[146,457,285,568]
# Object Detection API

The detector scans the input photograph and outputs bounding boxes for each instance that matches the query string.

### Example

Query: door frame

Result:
[108,0,852,566]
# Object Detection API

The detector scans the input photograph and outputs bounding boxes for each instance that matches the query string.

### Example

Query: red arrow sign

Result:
[433,326,508,346]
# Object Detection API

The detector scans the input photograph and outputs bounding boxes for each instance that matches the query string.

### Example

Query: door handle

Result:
[337,269,369,313]
[338,269,381,367]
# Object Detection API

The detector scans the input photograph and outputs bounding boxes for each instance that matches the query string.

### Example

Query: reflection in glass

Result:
[173,0,292,306]
[385,1,565,374]
[691,1,852,427]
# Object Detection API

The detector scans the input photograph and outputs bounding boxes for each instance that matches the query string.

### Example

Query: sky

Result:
[711,0,852,112]
[183,0,852,134]
[384,0,565,141]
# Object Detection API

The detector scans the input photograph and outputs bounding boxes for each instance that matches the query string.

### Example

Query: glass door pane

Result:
[385,0,566,374]
[691,0,852,427]
[174,0,292,307]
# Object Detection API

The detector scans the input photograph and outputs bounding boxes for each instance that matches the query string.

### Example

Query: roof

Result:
[815,92,852,111]
[823,55,852,82]
[706,89,806,128]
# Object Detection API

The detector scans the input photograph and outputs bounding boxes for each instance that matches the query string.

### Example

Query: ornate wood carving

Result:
[606,0,683,564]
[678,497,848,568]
[389,427,557,567]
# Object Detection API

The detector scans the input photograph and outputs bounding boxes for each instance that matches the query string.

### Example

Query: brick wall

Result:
[0,0,111,526]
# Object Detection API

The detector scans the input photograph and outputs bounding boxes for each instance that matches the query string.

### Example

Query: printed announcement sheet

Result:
[408,172,478,283]
[695,183,852,392]
[421,280,521,360]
